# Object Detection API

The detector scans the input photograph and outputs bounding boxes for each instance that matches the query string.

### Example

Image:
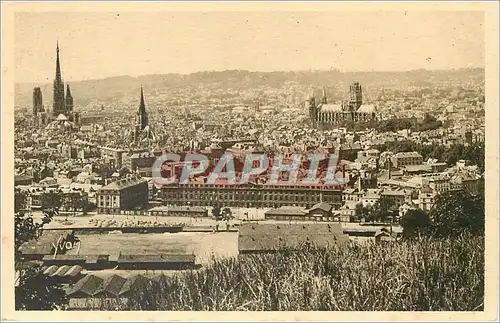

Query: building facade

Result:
[308,82,376,129]
[418,186,436,211]
[97,176,148,214]
[391,152,423,168]
[161,183,343,209]
[99,146,125,169]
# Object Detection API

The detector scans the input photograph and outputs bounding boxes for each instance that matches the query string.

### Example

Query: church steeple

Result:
[65,84,73,113]
[55,41,62,83]
[322,86,328,105]
[139,86,146,114]
[137,86,148,131]
[133,86,149,143]
[52,41,66,116]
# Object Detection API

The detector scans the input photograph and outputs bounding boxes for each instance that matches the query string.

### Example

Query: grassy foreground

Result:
[102,233,484,311]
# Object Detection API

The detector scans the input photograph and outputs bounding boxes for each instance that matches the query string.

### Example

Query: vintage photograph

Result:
[3,2,497,318]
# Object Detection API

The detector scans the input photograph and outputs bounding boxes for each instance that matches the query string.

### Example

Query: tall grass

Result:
[95,233,484,311]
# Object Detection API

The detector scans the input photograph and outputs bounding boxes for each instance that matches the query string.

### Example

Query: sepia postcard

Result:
[1,1,499,321]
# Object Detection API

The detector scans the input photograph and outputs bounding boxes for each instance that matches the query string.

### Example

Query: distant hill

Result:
[14,68,485,109]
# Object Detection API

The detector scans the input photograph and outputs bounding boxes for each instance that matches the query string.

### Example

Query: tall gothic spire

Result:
[66,84,72,97]
[137,86,148,132]
[53,41,66,116]
[55,41,62,83]
[139,86,146,113]
[322,86,328,105]
[65,84,74,113]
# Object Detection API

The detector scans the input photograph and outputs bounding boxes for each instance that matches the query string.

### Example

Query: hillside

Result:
[15,68,485,109]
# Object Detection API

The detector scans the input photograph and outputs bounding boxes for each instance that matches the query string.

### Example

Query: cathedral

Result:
[52,42,78,122]
[307,81,376,130]
[33,42,79,127]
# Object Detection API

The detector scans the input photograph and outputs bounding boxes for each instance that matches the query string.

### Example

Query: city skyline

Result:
[15,11,484,83]
[6,1,494,316]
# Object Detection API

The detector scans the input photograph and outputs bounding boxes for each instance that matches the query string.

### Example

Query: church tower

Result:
[134,87,149,142]
[307,88,317,128]
[52,41,66,116]
[33,87,43,116]
[65,85,74,113]
[349,81,363,110]
[322,86,328,105]
[138,86,148,131]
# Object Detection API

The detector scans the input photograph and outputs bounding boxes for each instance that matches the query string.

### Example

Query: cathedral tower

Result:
[307,88,317,128]
[65,84,74,113]
[33,87,43,116]
[52,41,66,116]
[134,87,149,142]
[349,81,363,110]
[322,86,328,105]
[138,86,148,131]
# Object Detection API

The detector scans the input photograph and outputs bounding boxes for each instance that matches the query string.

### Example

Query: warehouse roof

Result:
[238,223,349,252]
[117,254,196,264]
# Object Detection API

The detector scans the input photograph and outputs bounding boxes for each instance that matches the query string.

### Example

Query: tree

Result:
[221,207,232,220]
[365,205,376,223]
[14,188,27,213]
[372,197,392,222]
[40,190,63,211]
[429,188,484,237]
[15,191,68,310]
[15,265,68,310]
[212,205,221,219]
[354,203,370,223]
[400,209,430,237]
[63,192,87,219]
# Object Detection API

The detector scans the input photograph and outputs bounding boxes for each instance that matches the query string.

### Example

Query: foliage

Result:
[376,117,417,132]
[429,188,485,237]
[14,212,52,263]
[371,197,393,222]
[400,209,430,236]
[62,192,87,217]
[212,205,221,219]
[15,189,27,212]
[354,198,394,223]
[221,207,233,220]
[40,191,63,211]
[15,190,68,310]
[418,113,443,132]
[84,202,97,213]
[354,203,370,222]
[15,265,68,310]
[347,114,442,133]
[97,234,483,311]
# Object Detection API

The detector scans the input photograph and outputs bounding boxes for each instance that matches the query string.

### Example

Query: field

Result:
[98,233,484,311]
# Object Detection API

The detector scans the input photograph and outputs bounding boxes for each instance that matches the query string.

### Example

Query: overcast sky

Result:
[15,11,484,83]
